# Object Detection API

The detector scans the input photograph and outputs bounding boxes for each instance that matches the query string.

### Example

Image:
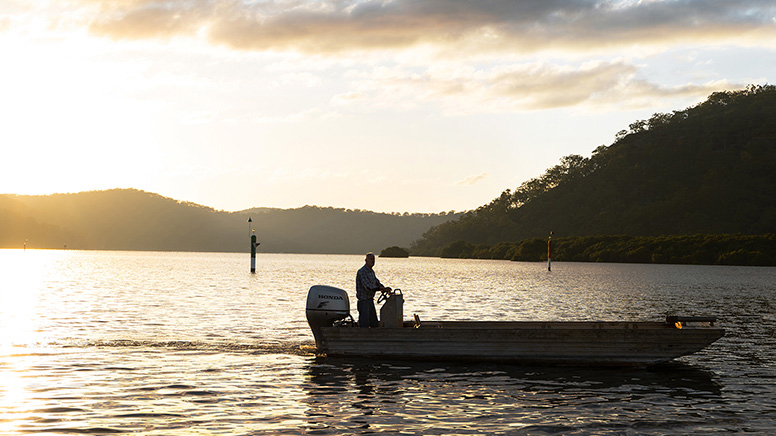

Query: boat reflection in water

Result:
[302,357,723,435]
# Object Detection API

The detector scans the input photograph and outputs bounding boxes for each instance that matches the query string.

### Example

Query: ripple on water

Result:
[1,252,774,435]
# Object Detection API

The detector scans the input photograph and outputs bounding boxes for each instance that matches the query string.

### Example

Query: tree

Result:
[410,85,776,255]
[380,246,410,258]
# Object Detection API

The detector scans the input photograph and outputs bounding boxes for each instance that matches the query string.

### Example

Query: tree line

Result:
[438,234,776,267]
[411,85,776,262]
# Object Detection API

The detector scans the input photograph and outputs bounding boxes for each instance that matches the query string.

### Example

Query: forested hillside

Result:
[411,85,776,256]
[0,189,460,253]
[4,86,774,261]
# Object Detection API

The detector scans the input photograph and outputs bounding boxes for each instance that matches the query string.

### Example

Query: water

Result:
[1,250,774,435]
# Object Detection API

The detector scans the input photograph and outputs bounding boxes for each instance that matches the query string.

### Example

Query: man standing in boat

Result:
[356,252,392,328]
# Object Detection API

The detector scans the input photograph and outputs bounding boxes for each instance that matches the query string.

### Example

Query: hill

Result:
[411,85,776,256]
[0,189,461,253]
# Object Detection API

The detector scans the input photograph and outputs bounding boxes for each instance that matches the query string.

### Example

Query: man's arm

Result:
[359,268,389,293]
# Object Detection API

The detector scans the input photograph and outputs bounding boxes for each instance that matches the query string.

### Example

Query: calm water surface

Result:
[1,250,774,435]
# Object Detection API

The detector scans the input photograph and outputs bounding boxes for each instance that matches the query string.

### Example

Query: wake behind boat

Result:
[305,285,724,367]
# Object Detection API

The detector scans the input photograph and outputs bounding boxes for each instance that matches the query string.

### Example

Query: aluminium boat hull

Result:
[317,320,724,367]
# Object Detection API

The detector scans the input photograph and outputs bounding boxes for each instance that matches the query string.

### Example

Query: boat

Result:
[305,285,724,367]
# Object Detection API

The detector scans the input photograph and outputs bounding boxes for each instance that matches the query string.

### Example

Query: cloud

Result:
[76,0,776,54]
[7,1,757,116]
[331,91,367,106]
[457,173,488,186]
[332,59,743,112]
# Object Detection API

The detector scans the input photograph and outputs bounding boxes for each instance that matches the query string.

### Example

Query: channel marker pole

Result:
[248,217,257,274]
[547,231,552,272]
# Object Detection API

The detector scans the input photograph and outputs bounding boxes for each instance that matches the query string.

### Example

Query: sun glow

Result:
[1,1,774,213]
[0,31,162,195]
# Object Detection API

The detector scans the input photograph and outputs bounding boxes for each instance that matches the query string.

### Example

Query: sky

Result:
[1,1,774,213]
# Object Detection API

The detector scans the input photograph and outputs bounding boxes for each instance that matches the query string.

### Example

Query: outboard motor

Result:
[306,285,351,348]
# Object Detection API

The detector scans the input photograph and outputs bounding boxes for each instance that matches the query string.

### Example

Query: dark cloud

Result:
[83,0,776,53]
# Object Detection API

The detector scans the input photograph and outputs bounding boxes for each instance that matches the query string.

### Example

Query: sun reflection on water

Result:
[0,250,52,433]
[0,249,55,350]
[0,360,27,435]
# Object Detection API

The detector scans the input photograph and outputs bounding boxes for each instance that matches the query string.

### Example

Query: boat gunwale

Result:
[325,320,721,331]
